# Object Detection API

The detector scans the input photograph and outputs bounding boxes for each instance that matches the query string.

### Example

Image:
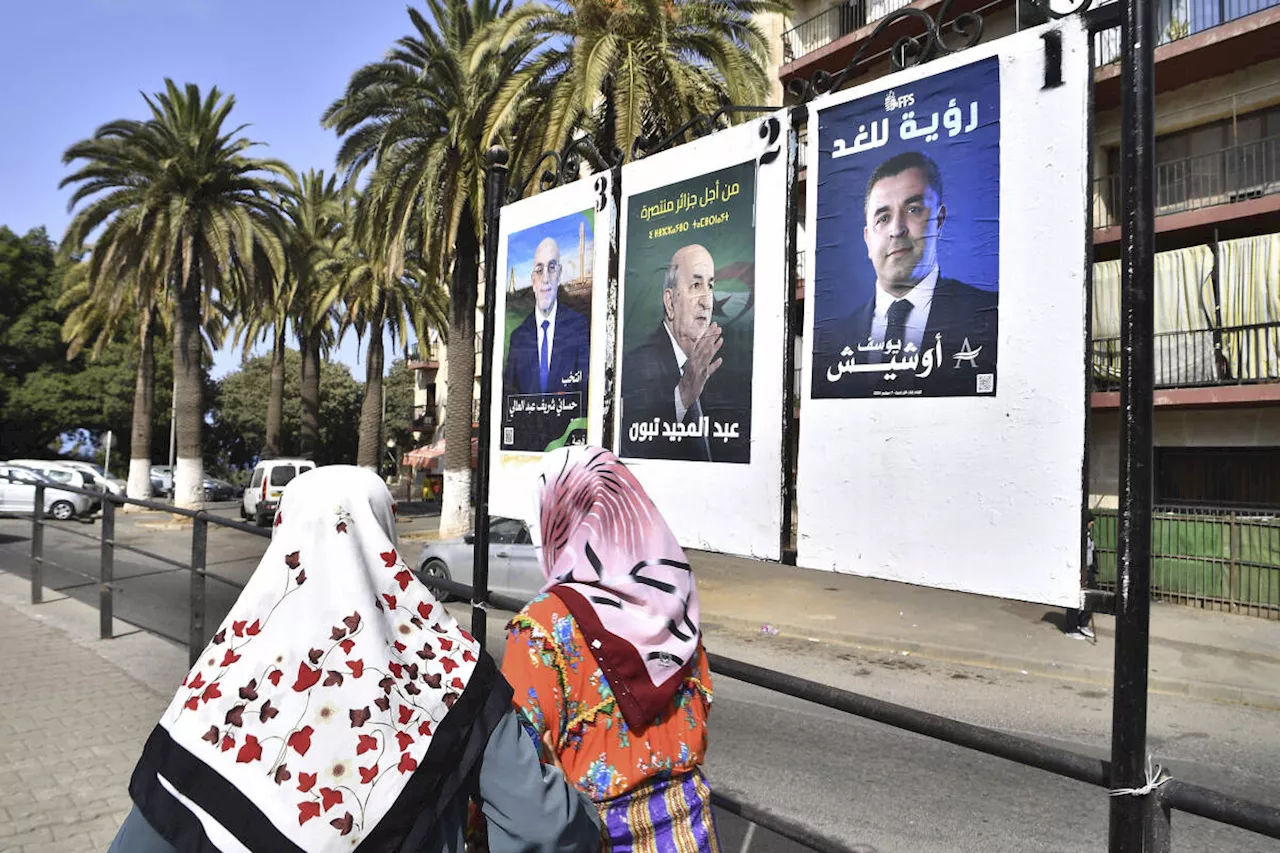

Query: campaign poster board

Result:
[797,18,1091,607]
[488,175,613,521]
[614,114,789,560]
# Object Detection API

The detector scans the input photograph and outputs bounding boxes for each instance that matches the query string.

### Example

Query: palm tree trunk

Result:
[265,325,286,459]
[173,272,205,508]
[300,330,321,460]
[126,307,155,500]
[356,323,385,471]
[440,211,480,537]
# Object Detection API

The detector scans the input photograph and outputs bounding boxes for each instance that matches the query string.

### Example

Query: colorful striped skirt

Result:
[597,769,722,853]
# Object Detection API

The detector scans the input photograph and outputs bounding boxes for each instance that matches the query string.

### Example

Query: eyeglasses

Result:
[532,260,560,279]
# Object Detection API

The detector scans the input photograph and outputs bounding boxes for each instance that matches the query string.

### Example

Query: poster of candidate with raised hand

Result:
[810,55,1001,400]
[615,113,789,561]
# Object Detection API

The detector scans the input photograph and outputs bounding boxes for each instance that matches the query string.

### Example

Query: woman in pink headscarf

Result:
[501,446,720,853]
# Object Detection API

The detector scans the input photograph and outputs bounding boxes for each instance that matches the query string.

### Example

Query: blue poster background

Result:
[811,56,1001,399]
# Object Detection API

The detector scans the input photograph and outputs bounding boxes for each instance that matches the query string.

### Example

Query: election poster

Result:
[616,113,789,560]
[796,18,1092,608]
[487,174,613,521]
[811,55,1001,400]
[619,161,756,464]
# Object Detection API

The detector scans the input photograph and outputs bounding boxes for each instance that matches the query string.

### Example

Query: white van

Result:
[243,459,316,526]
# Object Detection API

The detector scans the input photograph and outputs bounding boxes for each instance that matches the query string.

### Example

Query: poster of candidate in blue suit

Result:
[810,55,1001,400]
[500,209,594,452]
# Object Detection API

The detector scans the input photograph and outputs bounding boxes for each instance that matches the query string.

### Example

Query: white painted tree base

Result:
[126,458,154,502]
[439,468,473,537]
[174,456,204,509]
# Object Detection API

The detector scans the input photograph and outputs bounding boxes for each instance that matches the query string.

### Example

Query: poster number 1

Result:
[759,117,782,166]
[593,176,608,212]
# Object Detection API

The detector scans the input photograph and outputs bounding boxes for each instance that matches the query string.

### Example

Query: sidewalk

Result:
[0,571,180,852]
[689,550,1280,709]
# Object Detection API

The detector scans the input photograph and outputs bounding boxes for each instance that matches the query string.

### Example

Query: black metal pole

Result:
[100,497,116,640]
[30,484,45,604]
[599,164,623,452]
[189,513,208,667]
[780,105,806,565]
[472,146,509,649]
[1109,0,1157,845]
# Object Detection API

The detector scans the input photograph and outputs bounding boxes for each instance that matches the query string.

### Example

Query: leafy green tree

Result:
[209,349,362,470]
[60,80,292,507]
[382,357,419,471]
[0,226,65,454]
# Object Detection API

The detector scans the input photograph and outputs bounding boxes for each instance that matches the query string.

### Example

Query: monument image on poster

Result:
[811,55,1001,399]
[619,161,756,463]
[500,209,594,452]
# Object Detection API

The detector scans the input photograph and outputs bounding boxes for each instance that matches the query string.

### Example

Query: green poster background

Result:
[620,160,757,464]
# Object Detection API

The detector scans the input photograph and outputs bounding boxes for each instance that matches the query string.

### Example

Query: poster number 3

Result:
[758,117,782,167]
[593,176,608,212]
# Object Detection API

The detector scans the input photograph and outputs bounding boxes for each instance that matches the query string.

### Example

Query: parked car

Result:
[5,462,100,514]
[0,465,96,520]
[9,459,124,498]
[415,516,543,604]
[203,477,237,502]
[243,459,316,526]
[151,465,174,497]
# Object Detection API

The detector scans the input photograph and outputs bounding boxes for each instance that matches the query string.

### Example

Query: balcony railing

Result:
[1091,321,1280,391]
[781,0,913,64]
[1093,134,1280,229]
[1093,0,1280,66]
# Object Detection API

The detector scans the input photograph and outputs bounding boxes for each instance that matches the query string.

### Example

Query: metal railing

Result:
[16,480,1280,850]
[1094,505,1280,619]
[781,0,914,63]
[1093,0,1280,65]
[1091,321,1280,390]
[1093,135,1280,228]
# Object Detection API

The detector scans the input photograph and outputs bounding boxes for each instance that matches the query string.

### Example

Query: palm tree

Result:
[232,279,291,459]
[338,233,446,471]
[58,261,163,499]
[476,0,786,160]
[324,0,533,534]
[61,80,292,508]
[278,170,346,460]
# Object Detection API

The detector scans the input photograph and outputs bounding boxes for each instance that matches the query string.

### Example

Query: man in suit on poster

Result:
[503,236,590,401]
[620,243,731,462]
[814,151,998,398]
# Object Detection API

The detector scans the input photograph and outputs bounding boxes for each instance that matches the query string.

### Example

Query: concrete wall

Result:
[1088,405,1280,504]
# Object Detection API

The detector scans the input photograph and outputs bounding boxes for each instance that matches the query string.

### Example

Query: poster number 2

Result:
[593,176,608,212]
[758,117,782,167]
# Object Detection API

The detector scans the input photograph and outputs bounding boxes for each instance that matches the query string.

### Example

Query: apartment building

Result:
[777,0,1280,510]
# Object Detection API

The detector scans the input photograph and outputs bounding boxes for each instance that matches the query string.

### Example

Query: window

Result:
[490,517,526,544]
[1155,447,1280,509]
[270,466,297,487]
[250,469,264,488]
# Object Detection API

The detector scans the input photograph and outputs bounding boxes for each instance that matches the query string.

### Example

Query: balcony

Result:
[782,0,913,64]
[1091,322,1280,392]
[1093,134,1280,230]
[1092,0,1280,66]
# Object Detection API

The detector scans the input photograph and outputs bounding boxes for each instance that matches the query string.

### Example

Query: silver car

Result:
[0,465,96,520]
[416,517,544,604]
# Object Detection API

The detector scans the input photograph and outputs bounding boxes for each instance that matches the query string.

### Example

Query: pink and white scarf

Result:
[530,446,701,730]
[128,466,503,852]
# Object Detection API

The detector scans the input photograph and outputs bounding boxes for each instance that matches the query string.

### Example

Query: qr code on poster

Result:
[976,374,995,394]
[503,427,514,444]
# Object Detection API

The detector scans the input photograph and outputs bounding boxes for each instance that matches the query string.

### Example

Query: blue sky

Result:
[0,0,418,378]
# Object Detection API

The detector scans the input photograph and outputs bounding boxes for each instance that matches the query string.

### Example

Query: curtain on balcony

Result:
[1092,244,1216,386]
[1218,233,1280,381]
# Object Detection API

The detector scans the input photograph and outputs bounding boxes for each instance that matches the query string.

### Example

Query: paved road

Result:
[4,511,1279,851]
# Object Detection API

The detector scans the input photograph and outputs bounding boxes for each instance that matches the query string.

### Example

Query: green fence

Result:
[1093,507,1280,619]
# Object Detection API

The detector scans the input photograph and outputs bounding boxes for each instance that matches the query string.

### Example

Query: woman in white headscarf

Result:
[107,465,600,853]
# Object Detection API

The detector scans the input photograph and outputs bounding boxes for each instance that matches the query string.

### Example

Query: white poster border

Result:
[797,18,1091,607]
[614,114,790,561]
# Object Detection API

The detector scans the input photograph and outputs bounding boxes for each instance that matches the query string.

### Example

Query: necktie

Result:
[885,299,913,354]
[681,362,712,463]
[539,319,550,393]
